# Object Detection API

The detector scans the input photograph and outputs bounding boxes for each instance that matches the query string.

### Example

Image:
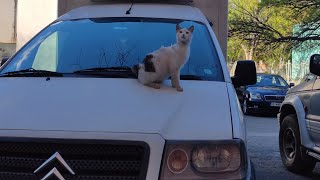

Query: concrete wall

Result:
[16,0,58,50]
[0,0,16,43]
[194,0,228,58]
[58,0,95,16]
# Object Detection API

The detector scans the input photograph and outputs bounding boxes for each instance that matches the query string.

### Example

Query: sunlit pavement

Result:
[246,115,320,180]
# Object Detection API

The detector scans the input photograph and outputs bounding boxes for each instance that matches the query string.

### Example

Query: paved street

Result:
[246,115,320,180]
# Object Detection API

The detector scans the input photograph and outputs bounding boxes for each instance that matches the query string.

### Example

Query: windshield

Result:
[253,74,288,87]
[0,18,224,81]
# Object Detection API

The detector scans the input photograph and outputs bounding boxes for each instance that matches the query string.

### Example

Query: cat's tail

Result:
[131,54,156,78]
[131,64,140,77]
[143,54,156,72]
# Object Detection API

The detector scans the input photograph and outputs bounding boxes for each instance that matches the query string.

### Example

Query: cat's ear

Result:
[176,24,181,32]
[188,26,195,33]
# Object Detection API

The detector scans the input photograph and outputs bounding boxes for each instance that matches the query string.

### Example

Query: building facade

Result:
[0,0,17,58]
[292,26,320,82]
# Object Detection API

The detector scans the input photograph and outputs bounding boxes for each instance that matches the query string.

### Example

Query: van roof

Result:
[57,3,208,24]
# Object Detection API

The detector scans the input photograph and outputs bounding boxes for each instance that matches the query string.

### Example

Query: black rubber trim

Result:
[0,137,151,180]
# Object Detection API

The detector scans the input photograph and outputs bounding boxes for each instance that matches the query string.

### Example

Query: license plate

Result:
[271,102,281,107]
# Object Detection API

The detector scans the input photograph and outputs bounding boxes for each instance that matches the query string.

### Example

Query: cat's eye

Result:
[180,31,182,33]
[186,32,189,34]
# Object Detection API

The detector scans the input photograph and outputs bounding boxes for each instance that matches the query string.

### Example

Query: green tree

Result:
[228,0,262,60]
[227,0,297,73]
[232,0,320,44]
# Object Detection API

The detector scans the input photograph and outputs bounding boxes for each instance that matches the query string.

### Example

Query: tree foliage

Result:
[229,0,320,46]
[227,0,320,74]
[261,0,320,43]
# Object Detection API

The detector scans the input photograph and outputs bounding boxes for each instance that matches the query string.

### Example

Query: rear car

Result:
[0,3,255,180]
[236,74,291,116]
[278,54,320,173]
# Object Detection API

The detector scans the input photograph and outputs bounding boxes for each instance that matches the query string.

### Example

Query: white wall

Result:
[16,0,58,50]
[0,0,16,43]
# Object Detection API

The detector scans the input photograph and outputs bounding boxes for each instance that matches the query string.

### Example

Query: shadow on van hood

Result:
[0,78,233,140]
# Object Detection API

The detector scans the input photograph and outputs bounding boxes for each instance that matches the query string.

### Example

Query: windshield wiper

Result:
[74,68,205,80]
[180,75,205,81]
[73,67,136,78]
[0,68,63,77]
[73,67,133,73]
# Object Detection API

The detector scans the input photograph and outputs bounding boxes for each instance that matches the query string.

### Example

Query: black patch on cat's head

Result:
[143,54,156,72]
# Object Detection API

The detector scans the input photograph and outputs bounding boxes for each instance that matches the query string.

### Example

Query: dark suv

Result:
[278,54,320,173]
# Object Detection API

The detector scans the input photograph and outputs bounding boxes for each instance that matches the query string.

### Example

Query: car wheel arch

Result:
[280,104,297,125]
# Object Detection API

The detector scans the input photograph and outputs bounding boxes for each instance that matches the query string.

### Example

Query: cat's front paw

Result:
[176,87,183,92]
[146,83,161,89]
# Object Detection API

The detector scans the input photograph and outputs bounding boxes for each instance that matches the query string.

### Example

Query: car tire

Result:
[242,99,250,115]
[250,160,256,180]
[279,114,316,174]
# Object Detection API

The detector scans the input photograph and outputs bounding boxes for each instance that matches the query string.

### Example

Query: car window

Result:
[278,77,287,86]
[0,18,224,82]
[255,75,288,87]
[32,32,59,71]
[300,73,316,84]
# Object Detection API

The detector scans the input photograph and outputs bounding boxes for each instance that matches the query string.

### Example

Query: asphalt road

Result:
[246,115,320,180]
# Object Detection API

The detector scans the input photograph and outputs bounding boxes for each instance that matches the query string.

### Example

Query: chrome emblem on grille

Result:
[34,152,75,180]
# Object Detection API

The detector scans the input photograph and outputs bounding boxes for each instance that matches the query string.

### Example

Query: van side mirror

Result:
[310,54,320,76]
[232,60,257,88]
[289,83,295,88]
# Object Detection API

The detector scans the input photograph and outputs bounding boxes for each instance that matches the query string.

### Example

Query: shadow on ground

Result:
[246,115,320,180]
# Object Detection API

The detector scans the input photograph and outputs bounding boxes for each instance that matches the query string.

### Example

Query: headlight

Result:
[160,140,247,180]
[249,92,262,100]
[192,144,241,172]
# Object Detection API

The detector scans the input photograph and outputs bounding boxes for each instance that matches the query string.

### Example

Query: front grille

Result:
[264,95,285,101]
[0,138,150,180]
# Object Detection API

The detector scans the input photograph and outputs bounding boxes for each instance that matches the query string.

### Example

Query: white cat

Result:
[132,24,194,92]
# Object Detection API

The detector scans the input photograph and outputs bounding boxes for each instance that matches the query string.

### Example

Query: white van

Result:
[0,3,256,180]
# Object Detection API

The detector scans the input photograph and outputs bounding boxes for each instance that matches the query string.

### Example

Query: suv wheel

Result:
[279,114,316,174]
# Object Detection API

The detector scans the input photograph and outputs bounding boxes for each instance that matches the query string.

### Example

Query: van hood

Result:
[0,78,233,140]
